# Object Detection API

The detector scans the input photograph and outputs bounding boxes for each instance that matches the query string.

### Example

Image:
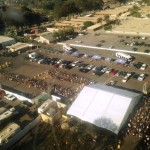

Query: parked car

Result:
[86,65,94,70]
[132,74,139,79]
[100,67,108,73]
[111,70,118,75]
[94,71,104,76]
[115,71,122,76]
[79,68,90,73]
[96,44,102,47]
[75,40,82,43]
[144,49,150,53]
[122,72,133,83]
[38,59,45,64]
[138,74,146,81]
[106,68,113,74]
[132,48,138,51]
[140,64,147,70]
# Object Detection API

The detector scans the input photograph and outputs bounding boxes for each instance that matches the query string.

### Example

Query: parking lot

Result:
[0,38,150,99]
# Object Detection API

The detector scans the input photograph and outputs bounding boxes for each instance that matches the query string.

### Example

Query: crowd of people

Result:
[1,72,48,91]
[0,71,86,99]
[120,95,150,149]
[48,69,92,85]
[51,84,76,98]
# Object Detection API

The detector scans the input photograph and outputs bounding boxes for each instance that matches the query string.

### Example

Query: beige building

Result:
[6,42,32,53]
[0,123,20,145]
[35,32,54,44]
[0,36,16,48]
[39,99,67,124]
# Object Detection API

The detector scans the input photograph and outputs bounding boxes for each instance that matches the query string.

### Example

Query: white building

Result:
[35,32,54,44]
[0,36,16,48]
[6,42,32,53]
[0,123,20,145]
[67,84,142,134]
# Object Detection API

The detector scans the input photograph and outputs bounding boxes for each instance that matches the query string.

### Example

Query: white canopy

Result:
[67,84,141,134]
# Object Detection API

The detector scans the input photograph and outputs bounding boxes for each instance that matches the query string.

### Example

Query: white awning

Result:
[67,84,141,134]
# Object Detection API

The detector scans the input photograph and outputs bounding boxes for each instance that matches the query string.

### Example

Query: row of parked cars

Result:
[28,52,148,82]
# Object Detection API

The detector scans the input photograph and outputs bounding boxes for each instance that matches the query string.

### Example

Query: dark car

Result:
[144,49,150,53]
[79,68,89,73]
[94,71,104,76]
[132,74,139,79]
[79,63,88,69]
[96,44,102,47]
[132,48,138,51]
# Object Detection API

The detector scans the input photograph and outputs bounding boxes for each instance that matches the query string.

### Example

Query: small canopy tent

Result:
[92,55,102,60]
[82,54,89,58]
[67,84,141,134]
[114,59,127,64]
[105,57,113,62]
[71,51,80,57]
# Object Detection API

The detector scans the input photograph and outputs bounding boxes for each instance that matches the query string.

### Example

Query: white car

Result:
[75,40,82,43]
[5,94,16,101]
[138,74,146,81]
[38,59,44,64]
[140,64,147,70]
[122,76,129,83]
[86,65,94,70]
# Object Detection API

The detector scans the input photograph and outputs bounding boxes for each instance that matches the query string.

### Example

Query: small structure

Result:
[6,42,32,53]
[67,84,142,134]
[0,36,16,48]
[47,28,59,33]
[92,55,102,60]
[39,99,67,124]
[36,32,54,44]
[0,123,20,145]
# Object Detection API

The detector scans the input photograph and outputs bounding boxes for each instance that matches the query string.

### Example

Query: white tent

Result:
[67,84,141,134]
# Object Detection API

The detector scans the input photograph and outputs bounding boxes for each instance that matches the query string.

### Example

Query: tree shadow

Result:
[94,117,118,133]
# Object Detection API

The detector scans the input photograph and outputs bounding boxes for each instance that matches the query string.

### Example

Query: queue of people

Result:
[1,72,48,91]
[51,84,75,98]
[48,69,92,85]
[121,95,150,149]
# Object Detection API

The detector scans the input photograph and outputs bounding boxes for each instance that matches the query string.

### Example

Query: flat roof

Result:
[0,36,14,43]
[67,84,141,134]
[6,42,30,51]
[0,123,20,143]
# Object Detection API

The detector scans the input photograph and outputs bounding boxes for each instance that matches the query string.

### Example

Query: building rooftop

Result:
[0,123,20,144]
[0,108,15,122]
[0,36,14,43]
[6,42,31,52]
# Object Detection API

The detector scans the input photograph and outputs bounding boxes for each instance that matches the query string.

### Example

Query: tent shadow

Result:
[94,117,118,133]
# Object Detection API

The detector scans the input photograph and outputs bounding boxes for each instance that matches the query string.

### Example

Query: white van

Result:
[63,44,73,52]
[116,52,133,62]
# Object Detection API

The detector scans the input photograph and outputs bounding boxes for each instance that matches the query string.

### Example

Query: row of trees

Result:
[52,27,76,41]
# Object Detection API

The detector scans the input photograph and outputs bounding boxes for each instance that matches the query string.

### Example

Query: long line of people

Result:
[122,95,150,148]
[0,72,83,98]
[51,83,76,98]
[48,69,92,85]
[1,72,48,91]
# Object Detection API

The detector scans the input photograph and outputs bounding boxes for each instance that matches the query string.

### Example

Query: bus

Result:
[115,52,133,62]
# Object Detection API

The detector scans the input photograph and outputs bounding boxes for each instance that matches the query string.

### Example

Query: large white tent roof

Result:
[67,84,141,134]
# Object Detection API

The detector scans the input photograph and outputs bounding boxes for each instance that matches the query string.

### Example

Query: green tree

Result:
[97,18,103,23]
[104,24,112,31]
[146,14,150,18]
[83,21,94,28]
